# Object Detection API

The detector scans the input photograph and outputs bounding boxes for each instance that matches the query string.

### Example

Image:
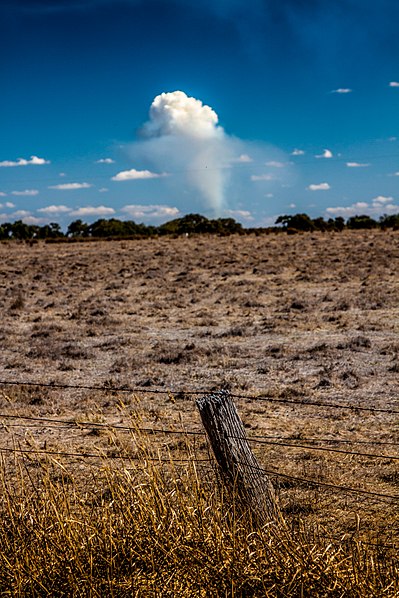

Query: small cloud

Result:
[289,203,296,208]
[307,182,331,191]
[391,172,399,176]
[99,188,109,192]
[346,162,370,168]
[266,160,285,168]
[265,193,274,198]
[0,155,50,168]
[291,148,305,156]
[231,154,253,163]
[372,195,393,204]
[224,209,254,220]
[331,88,352,94]
[111,169,167,181]
[251,174,273,181]
[11,189,39,196]
[37,205,72,214]
[49,182,92,190]
[69,206,115,217]
[389,81,399,87]
[121,204,180,220]
[315,149,333,159]
[11,210,32,218]
[96,158,115,164]
[326,202,370,217]
[0,202,15,209]
[0,192,6,196]
[59,172,66,177]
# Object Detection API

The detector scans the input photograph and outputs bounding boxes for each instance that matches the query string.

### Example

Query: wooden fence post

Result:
[196,390,283,526]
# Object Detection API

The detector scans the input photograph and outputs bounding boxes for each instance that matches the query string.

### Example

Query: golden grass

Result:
[0,439,397,597]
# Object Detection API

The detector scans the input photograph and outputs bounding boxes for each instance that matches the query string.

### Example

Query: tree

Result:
[10,220,36,240]
[380,213,399,229]
[275,213,315,232]
[67,219,89,237]
[346,215,378,229]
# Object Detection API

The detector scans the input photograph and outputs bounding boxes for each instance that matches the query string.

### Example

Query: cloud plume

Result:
[129,90,235,215]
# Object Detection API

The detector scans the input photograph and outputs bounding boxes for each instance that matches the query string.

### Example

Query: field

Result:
[0,230,398,595]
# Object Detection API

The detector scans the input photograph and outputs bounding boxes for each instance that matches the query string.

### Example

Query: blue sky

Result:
[1,0,398,227]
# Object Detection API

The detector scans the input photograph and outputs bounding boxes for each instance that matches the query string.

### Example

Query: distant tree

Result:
[67,219,90,237]
[346,215,378,229]
[0,222,12,240]
[312,217,328,232]
[379,213,399,229]
[158,214,212,235]
[275,213,315,232]
[10,220,36,240]
[214,218,243,235]
[36,222,64,239]
[331,217,345,231]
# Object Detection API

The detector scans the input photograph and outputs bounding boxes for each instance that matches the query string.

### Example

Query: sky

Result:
[1,0,398,228]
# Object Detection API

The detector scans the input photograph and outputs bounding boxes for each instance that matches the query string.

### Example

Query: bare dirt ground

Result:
[0,230,398,541]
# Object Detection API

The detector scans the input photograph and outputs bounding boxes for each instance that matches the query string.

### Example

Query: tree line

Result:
[0,212,398,241]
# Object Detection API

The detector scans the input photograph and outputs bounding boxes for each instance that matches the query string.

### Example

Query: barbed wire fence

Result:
[0,377,397,539]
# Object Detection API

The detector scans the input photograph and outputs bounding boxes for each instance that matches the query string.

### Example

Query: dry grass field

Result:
[0,229,398,595]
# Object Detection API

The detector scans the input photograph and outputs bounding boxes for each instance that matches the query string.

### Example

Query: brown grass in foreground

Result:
[0,435,397,598]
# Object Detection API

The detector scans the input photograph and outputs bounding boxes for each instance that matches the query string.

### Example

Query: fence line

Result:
[0,381,397,505]
[1,379,398,415]
[246,464,399,502]
[0,445,212,463]
[0,443,397,504]
[0,413,398,459]
[2,415,397,447]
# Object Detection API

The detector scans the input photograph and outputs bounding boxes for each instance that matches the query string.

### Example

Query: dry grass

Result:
[0,435,397,597]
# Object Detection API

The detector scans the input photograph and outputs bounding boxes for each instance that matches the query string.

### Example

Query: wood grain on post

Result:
[197,390,283,526]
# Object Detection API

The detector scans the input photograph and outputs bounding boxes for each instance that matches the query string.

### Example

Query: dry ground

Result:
[0,230,398,541]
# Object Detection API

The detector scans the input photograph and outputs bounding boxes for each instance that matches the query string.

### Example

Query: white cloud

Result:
[265,193,274,198]
[231,154,253,163]
[224,209,253,220]
[331,88,352,94]
[326,203,368,216]
[49,182,92,190]
[346,162,370,168]
[289,203,296,208]
[389,81,399,87]
[99,187,109,192]
[96,158,115,164]
[11,210,32,218]
[266,160,285,168]
[0,192,6,196]
[111,168,167,181]
[0,202,15,209]
[69,206,115,217]
[251,174,273,181]
[372,195,393,204]
[37,205,72,214]
[307,182,331,191]
[325,200,399,218]
[291,148,305,156]
[0,155,50,168]
[315,149,333,159]
[121,204,180,220]
[11,189,39,196]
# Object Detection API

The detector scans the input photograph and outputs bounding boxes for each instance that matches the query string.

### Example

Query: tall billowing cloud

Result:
[130,91,235,215]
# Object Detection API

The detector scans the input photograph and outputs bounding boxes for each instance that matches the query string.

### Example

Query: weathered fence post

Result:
[197,390,283,526]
